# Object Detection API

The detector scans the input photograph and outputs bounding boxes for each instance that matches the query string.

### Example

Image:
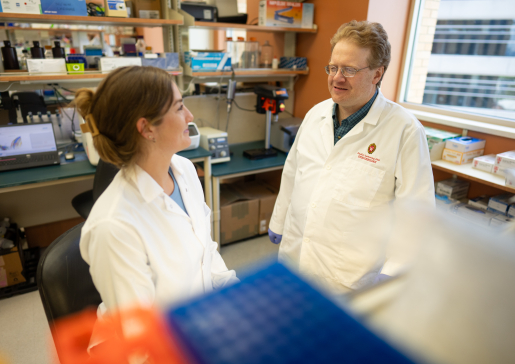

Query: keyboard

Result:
[0,153,59,171]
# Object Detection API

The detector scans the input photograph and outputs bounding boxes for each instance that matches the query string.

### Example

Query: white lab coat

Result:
[269,90,435,292]
[80,155,238,317]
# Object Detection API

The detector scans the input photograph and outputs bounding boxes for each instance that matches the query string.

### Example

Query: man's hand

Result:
[268,229,282,244]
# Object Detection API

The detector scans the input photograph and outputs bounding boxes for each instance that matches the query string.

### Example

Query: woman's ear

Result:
[136,117,150,138]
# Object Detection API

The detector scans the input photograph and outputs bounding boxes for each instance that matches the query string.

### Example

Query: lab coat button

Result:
[303,238,309,243]
[311,203,316,208]
[326,165,331,170]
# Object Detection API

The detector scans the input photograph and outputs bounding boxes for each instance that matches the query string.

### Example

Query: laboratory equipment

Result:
[52,41,66,59]
[1,41,20,70]
[182,122,200,151]
[269,117,302,153]
[226,77,237,114]
[245,38,259,68]
[243,85,288,160]
[44,45,53,59]
[198,127,230,163]
[260,40,272,68]
[30,41,45,59]
[226,38,246,68]
[180,2,218,21]
[135,36,146,56]
[20,50,29,70]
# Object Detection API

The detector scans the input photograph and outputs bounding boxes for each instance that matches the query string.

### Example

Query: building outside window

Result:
[401,0,515,123]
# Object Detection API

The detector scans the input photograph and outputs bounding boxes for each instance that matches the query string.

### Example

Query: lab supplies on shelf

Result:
[184,51,231,71]
[27,58,67,73]
[490,214,513,227]
[99,57,142,72]
[258,0,314,29]
[442,136,486,164]
[436,178,470,200]
[468,195,490,211]
[40,0,88,16]
[508,205,515,218]
[472,154,496,173]
[279,56,307,70]
[487,194,515,215]
[453,203,500,227]
[423,126,460,161]
[435,193,460,211]
[495,150,515,171]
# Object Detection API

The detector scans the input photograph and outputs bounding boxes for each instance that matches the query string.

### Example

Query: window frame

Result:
[396,0,515,136]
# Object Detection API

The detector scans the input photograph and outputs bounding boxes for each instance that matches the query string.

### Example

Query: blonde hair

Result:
[73,66,175,168]
[330,20,391,87]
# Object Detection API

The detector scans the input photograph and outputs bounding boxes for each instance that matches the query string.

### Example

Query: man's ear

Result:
[372,66,385,85]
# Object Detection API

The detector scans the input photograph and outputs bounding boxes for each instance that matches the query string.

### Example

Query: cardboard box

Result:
[27,59,67,73]
[435,178,470,200]
[258,0,314,29]
[445,137,486,153]
[435,193,460,211]
[424,126,461,145]
[99,57,142,72]
[472,154,496,173]
[0,0,41,13]
[442,148,484,165]
[219,181,278,245]
[279,57,307,70]
[487,194,515,215]
[0,249,26,288]
[508,205,515,218]
[220,184,259,245]
[493,165,505,177]
[184,51,231,71]
[468,195,490,211]
[133,0,160,18]
[40,0,88,15]
[105,0,128,17]
[505,168,515,188]
[429,141,445,161]
[495,151,515,168]
[490,215,513,228]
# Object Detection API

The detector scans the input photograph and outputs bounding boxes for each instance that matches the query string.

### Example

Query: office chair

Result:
[37,222,101,324]
[71,159,119,219]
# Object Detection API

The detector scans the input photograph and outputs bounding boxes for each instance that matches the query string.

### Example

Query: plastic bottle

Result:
[44,45,53,59]
[272,56,279,69]
[52,41,66,59]
[20,49,29,70]
[145,46,152,54]
[261,40,273,68]
[1,40,20,70]
[31,41,45,59]
[135,36,146,57]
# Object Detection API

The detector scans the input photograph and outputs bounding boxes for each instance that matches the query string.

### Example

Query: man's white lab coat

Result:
[269,90,435,291]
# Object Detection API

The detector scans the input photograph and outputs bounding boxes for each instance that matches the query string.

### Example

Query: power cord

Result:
[233,99,255,112]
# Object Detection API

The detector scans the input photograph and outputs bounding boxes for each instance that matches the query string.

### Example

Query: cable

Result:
[58,86,76,94]
[233,99,255,112]
[0,83,15,93]
[248,17,258,25]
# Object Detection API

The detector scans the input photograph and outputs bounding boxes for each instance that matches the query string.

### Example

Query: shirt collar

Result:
[127,155,185,203]
[332,88,378,127]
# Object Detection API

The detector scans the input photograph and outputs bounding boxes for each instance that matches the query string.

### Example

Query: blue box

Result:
[141,53,180,70]
[279,56,307,69]
[185,51,231,71]
[40,0,88,16]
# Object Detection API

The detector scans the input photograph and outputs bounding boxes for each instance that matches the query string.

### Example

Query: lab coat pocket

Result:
[340,160,385,208]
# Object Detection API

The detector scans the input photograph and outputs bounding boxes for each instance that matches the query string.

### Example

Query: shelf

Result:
[189,21,317,33]
[185,68,308,77]
[2,26,103,34]
[431,159,515,193]
[0,69,182,82]
[0,13,183,27]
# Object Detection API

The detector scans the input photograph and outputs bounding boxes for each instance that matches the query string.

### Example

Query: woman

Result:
[76,66,238,322]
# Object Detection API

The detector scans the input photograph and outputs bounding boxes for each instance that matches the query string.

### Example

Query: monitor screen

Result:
[0,123,57,157]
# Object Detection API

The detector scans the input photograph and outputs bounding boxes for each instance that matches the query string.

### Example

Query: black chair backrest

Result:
[92,159,119,202]
[37,222,101,324]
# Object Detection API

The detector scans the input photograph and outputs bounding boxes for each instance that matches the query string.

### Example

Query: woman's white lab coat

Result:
[80,155,238,316]
[269,90,435,292]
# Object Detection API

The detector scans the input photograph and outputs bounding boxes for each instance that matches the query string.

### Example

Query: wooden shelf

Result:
[190,21,317,33]
[0,13,183,27]
[185,68,308,77]
[432,159,515,193]
[2,26,103,34]
[0,69,183,83]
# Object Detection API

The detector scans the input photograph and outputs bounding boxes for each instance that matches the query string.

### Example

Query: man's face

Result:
[328,40,381,113]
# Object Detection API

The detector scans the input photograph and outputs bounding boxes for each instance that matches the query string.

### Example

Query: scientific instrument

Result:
[198,127,230,163]
[243,85,288,160]
[182,122,200,151]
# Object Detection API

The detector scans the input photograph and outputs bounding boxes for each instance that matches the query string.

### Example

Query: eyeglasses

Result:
[325,65,369,78]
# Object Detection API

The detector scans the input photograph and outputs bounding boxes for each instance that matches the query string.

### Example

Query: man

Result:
[268,20,435,294]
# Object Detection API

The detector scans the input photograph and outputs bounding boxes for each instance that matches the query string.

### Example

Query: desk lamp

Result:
[243,85,289,160]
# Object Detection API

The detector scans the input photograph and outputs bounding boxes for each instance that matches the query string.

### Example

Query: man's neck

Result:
[337,87,377,122]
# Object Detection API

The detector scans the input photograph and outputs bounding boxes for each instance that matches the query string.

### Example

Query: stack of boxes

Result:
[423,127,461,161]
[442,137,486,165]
[473,150,515,187]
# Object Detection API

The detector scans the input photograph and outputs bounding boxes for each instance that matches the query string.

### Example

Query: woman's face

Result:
[154,82,194,153]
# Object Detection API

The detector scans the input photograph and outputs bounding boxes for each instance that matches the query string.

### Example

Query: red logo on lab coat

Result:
[368,143,376,154]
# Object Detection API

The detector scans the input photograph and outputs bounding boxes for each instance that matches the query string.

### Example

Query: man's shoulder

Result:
[302,98,334,122]
[380,95,424,131]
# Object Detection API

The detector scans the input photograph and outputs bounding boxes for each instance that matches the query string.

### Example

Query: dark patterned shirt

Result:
[333,89,378,145]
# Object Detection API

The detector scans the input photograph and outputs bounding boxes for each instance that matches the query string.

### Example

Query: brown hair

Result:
[330,20,391,87]
[73,66,175,168]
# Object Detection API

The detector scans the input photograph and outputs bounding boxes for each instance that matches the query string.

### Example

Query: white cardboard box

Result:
[442,148,484,165]
[436,178,470,200]
[27,59,67,73]
[472,154,496,173]
[468,195,490,211]
[259,0,314,29]
[487,194,515,215]
[0,0,41,13]
[493,165,506,177]
[495,151,515,169]
[505,168,515,188]
[445,137,486,153]
[99,57,142,72]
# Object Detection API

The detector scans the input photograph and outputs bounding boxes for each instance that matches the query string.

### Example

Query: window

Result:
[400,0,515,123]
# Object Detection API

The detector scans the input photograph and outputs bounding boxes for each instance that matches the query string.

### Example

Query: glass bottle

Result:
[31,41,45,59]
[261,40,273,68]
[44,45,53,59]
[20,49,29,70]
[1,40,20,70]
[245,37,259,69]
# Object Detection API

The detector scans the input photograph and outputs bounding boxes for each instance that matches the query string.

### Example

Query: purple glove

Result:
[373,273,391,285]
[268,228,282,244]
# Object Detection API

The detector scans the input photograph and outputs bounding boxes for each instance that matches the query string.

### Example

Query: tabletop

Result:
[211,141,288,177]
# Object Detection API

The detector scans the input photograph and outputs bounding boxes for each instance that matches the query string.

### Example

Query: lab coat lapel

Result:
[340,89,385,142]
[319,107,334,156]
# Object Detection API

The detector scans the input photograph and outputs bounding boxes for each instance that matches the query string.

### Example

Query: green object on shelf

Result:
[66,63,84,74]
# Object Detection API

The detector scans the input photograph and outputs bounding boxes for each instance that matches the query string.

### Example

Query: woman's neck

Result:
[136,149,175,194]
